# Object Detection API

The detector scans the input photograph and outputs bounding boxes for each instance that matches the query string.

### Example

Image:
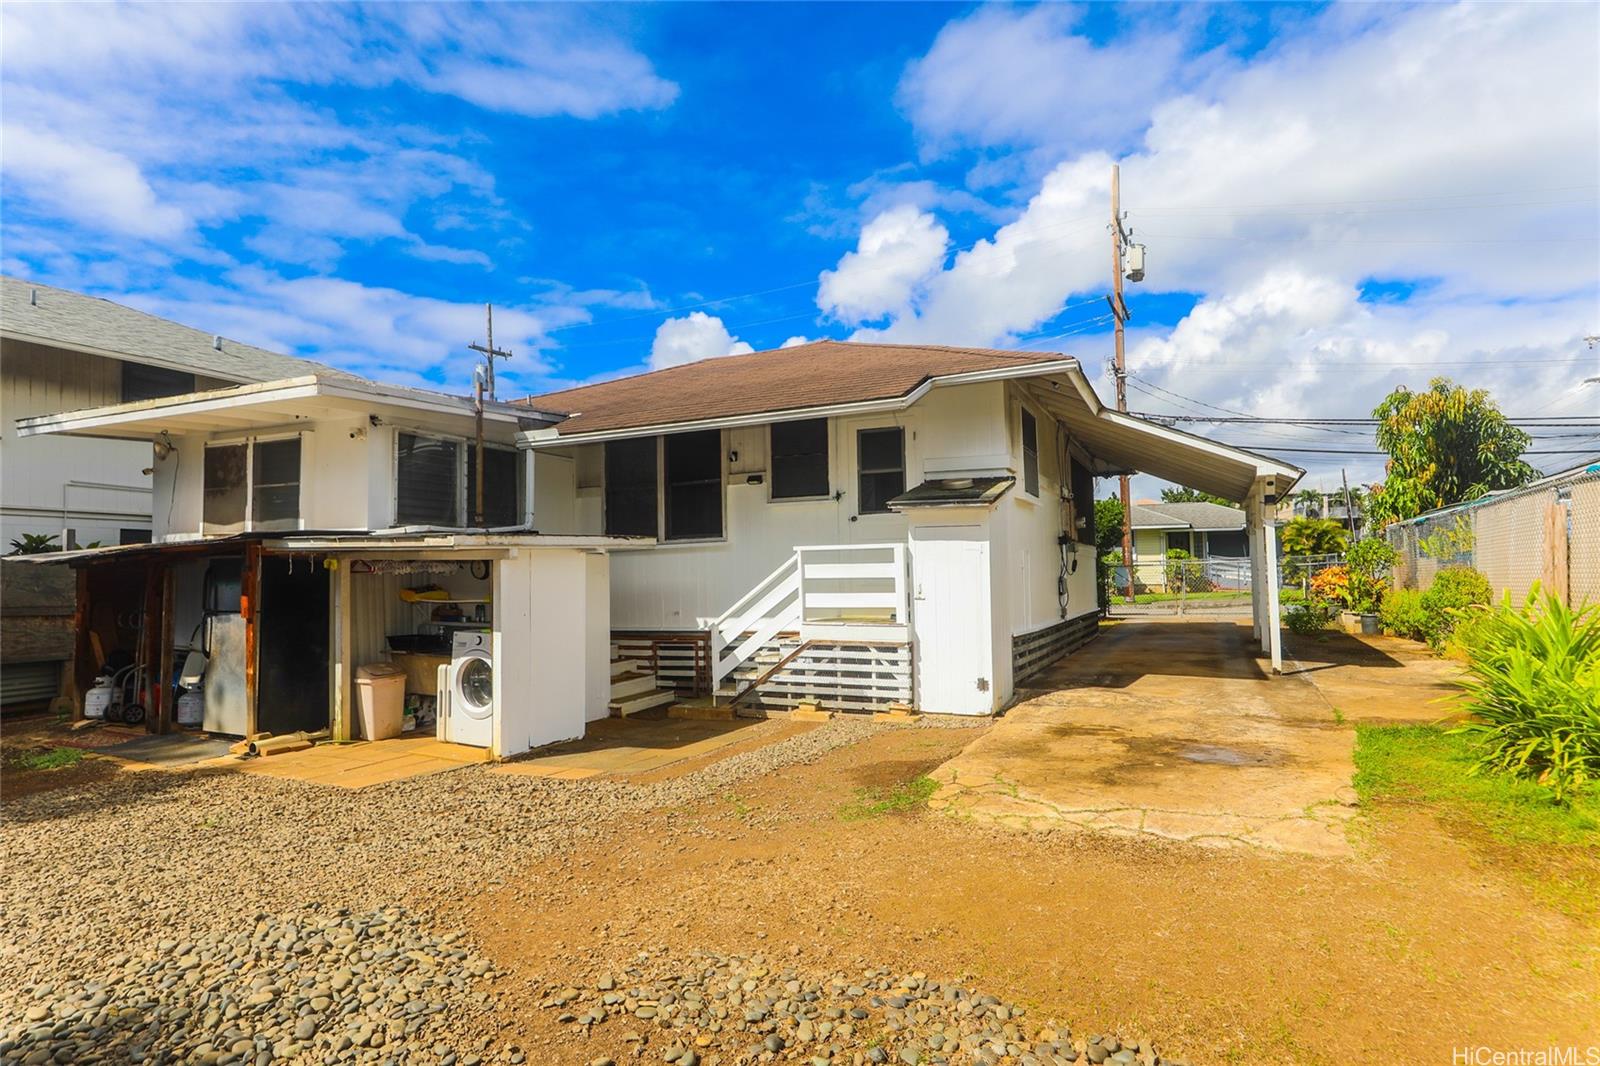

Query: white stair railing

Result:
[707,544,911,697]
[710,552,801,692]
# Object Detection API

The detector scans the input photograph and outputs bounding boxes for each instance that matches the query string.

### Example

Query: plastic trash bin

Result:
[355,662,407,741]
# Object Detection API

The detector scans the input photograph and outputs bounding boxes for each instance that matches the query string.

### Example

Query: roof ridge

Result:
[518,339,1070,406]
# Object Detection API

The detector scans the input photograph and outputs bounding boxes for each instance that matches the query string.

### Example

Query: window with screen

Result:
[466,445,521,528]
[604,437,658,537]
[770,419,829,499]
[664,430,723,540]
[396,433,460,527]
[122,363,195,403]
[251,438,301,527]
[203,443,247,533]
[1021,408,1040,497]
[1071,458,1096,546]
[857,427,905,515]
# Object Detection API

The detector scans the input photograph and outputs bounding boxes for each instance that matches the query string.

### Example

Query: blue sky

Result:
[2,2,1597,490]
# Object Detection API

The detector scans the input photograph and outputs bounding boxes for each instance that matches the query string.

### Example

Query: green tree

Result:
[1281,517,1349,557]
[1367,378,1537,526]
[1293,488,1324,518]
[1159,486,1233,506]
[1094,496,1126,556]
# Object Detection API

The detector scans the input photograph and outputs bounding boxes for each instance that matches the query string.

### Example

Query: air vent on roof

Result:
[938,477,975,490]
[30,288,37,306]
[212,335,223,351]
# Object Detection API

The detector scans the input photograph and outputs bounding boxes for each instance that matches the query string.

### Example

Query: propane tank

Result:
[84,676,115,720]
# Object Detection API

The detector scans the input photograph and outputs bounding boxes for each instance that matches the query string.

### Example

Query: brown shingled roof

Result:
[517,340,1072,438]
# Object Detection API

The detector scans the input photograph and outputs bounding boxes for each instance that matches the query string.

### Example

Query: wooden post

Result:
[1543,501,1569,605]
[156,566,175,733]
[141,564,162,731]
[71,566,91,719]
[330,557,353,742]
[241,542,261,736]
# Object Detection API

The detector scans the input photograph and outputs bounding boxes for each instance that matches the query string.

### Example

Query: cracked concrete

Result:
[928,619,1367,856]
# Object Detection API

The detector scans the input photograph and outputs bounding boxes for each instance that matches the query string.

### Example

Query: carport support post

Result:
[330,559,353,742]
[1263,517,1283,674]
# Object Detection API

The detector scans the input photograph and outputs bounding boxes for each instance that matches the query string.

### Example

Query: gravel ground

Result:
[531,950,1185,1066]
[0,719,898,1064]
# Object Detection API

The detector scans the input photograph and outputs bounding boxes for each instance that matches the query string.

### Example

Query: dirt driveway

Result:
[929,620,1381,854]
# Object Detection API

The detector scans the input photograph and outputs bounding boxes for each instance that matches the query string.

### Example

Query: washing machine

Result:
[441,629,494,747]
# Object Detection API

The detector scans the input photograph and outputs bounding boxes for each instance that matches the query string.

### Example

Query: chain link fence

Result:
[1104,556,1254,615]
[1386,462,1600,607]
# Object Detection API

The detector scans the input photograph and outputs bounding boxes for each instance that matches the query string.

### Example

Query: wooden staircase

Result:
[609,651,678,717]
[714,636,912,712]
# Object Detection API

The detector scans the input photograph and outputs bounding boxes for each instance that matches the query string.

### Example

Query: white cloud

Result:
[0,125,190,241]
[780,336,811,349]
[817,205,949,325]
[851,4,1597,339]
[649,312,754,370]
[899,6,1199,167]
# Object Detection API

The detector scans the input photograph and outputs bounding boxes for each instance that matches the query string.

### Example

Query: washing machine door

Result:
[454,653,494,721]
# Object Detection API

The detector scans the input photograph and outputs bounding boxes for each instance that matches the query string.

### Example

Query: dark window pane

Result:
[1021,409,1039,497]
[119,528,152,545]
[203,444,246,532]
[859,471,905,515]
[396,433,460,527]
[1072,459,1095,545]
[771,419,829,499]
[466,446,520,527]
[251,438,301,525]
[122,363,195,403]
[859,427,903,472]
[604,437,657,537]
[665,430,722,540]
[857,428,904,514]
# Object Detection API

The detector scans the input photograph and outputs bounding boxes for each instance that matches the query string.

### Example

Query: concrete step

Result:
[609,672,660,700]
[609,689,679,717]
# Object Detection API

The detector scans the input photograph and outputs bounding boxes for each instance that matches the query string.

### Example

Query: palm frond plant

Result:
[1449,589,1600,803]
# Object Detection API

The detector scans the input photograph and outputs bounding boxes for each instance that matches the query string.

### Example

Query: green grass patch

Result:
[1354,723,1600,919]
[1353,724,1600,846]
[1130,589,1243,604]
[9,746,86,772]
[838,775,938,821]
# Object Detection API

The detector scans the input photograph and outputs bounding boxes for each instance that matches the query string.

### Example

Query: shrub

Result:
[1450,589,1600,802]
[1286,601,1332,635]
[1380,588,1429,640]
[1309,564,1350,606]
[1346,537,1398,580]
[1420,566,1493,647]
[1164,548,1209,592]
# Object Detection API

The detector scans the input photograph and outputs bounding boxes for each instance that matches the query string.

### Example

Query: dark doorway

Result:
[256,556,330,735]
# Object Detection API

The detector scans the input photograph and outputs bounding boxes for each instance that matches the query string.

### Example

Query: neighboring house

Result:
[0,276,348,549]
[0,277,352,713]
[14,338,1301,754]
[1130,501,1248,561]
[1280,489,1365,534]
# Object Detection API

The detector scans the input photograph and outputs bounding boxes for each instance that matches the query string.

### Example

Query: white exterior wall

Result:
[493,549,610,756]
[148,415,522,540]
[1001,383,1098,637]
[582,381,1011,629]
[2,340,155,546]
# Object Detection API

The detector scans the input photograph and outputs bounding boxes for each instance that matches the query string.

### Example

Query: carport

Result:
[1023,370,1303,671]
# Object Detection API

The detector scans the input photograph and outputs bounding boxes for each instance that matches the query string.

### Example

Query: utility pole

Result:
[1110,164,1136,603]
[1340,467,1356,539]
[468,304,514,528]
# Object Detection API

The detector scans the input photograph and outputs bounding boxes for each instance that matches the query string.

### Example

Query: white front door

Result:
[910,525,994,715]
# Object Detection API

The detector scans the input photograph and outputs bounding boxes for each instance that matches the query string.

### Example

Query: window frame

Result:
[603,436,661,539]
[202,433,304,534]
[767,418,831,502]
[855,426,906,516]
[393,431,463,529]
[1020,406,1040,499]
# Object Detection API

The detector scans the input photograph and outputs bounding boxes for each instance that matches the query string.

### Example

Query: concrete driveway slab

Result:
[929,619,1361,855]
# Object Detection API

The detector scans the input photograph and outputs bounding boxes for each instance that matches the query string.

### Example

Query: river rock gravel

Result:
[530,950,1187,1066]
[0,719,890,1063]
